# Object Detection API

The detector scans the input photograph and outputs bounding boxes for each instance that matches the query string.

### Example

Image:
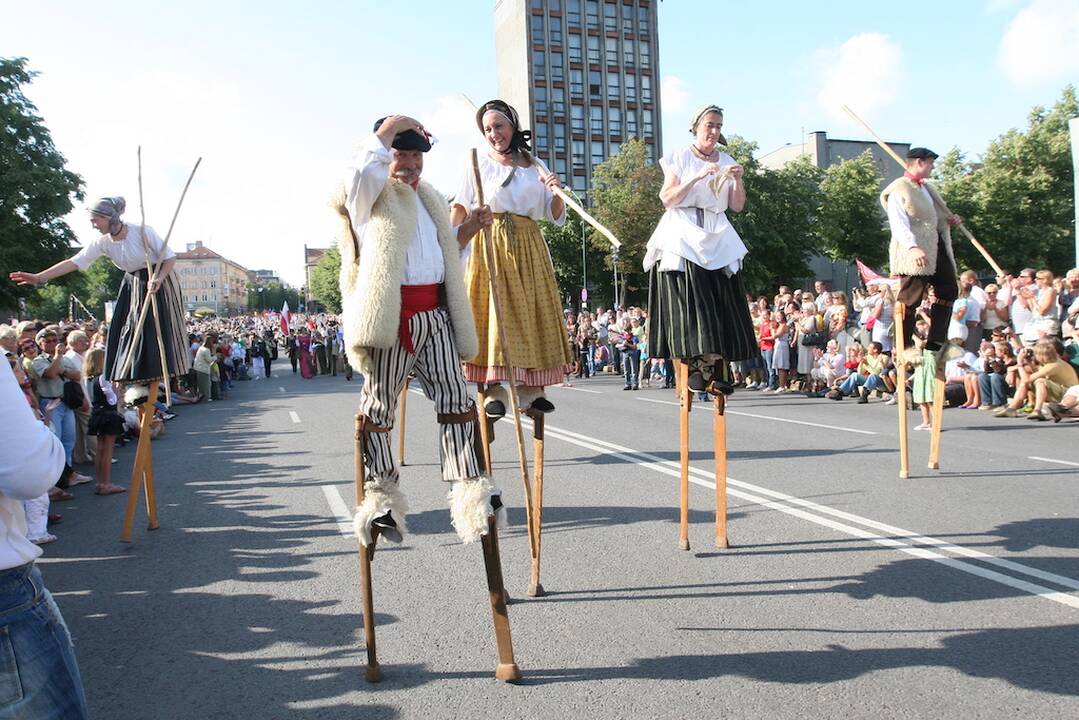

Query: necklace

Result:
[692,144,717,159]
[110,223,125,240]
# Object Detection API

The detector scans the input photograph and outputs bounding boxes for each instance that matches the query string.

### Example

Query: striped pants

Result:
[358,308,481,484]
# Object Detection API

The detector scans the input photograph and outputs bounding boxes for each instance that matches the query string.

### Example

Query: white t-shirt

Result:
[71,224,175,273]
[453,153,564,224]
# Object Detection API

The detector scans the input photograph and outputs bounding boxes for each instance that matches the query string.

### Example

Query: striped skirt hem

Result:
[463,364,566,387]
[105,269,192,383]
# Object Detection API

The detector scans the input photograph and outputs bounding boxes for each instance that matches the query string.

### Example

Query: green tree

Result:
[309,246,342,313]
[588,137,664,306]
[724,138,823,295]
[0,57,84,314]
[818,149,888,268]
[539,212,611,310]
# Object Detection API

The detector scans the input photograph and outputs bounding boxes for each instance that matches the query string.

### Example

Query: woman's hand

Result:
[147,277,162,294]
[539,169,563,192]
[8,271,41,286]
[695,162,721,181]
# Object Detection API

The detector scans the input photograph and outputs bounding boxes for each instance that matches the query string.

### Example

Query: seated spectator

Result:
[943,335,978,408]
[809,339,845,397]
[831,342,888,403]
[1046,383,1079,422]
[996,337,1078,419]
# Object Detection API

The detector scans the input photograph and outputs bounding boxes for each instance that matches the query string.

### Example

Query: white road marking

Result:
[279,387,285,393]
[552,385,602,394]
[289,411,301,424]
[321,485,355,537]
[524,418,1079,609]
[634,396,877,435]
[1028,456,1079,468]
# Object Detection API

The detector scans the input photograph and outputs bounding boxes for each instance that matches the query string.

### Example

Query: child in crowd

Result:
[84,348,126,495]
[910,332,935,431]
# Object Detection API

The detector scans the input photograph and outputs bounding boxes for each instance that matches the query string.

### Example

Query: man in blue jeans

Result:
[0,360,88,719]
[619,321,641,390]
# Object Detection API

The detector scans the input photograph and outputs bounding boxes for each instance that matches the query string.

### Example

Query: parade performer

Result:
[334,113,520,682]
[450,99,574,419]
[643,105,758,550]
[10,198,190,386]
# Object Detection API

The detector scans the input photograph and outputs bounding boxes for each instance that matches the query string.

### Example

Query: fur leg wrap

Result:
[124,384,150,406]
[353,479,409,547]
[515,385,542,409]
[447,477,506,545]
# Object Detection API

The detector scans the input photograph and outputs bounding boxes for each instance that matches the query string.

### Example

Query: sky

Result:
[3,0,1077,287]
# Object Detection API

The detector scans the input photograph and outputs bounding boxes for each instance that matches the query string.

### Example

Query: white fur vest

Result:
[332,179,478,373]
[880,177,954,277]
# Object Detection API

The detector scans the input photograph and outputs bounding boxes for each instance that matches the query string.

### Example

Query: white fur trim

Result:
[448,477,496,544]
[352,479,409,547]
[123,385,149,405]
[515,385,542,409]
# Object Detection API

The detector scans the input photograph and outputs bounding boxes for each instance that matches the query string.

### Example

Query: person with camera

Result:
[31,329,92,488]
[618,318,642,390]
[996,338,1078,419]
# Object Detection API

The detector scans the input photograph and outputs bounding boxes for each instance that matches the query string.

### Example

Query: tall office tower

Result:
[494,0,663,198]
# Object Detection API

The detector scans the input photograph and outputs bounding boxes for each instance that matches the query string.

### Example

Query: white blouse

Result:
[453,153,565,225]
[71,223,175,273]
[643,146,747,274]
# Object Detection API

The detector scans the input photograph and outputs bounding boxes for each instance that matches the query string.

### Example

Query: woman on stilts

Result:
[450,99,574,418]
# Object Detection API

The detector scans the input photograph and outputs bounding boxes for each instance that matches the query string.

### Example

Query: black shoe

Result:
[530,397,555,413]
[857,388,869,404]
[623,385,632,391]
[632,385,639,391]
[707,380,735,396]
[372,511,402,544]
[687,372,707,392]
[490,493,504,512]
[484,399,506,419]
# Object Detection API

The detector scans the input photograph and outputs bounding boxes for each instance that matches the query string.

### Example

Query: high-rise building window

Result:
[623,38,635,66]
[536,122,549,151]
[643,113,653,138]
[625,73,636,101]
[603,3,616,32]
[552,86,566,115]
[587,35,600,64]
[607,72,620,101]
[586,0,599,27]
[626,110,637,136]
[622,10,633,34]
[532,20,544,44]
[589,70,602,97]
[641,73,652,102]
[535,86,548,114]
[568,33,582,62]
[591,141,604,168]
[550,17,562,45]
[605,38,617,65]
[549,0,561,11]
[571,105,585,132]
[609,107,621,135]
[610,141,621,156]
[637,6,648,33]
[567,0,581,25]
[572,140,585,169]
[530,0,543,8]
[570,68,584,95]
[589,105,603,134]
[639,40,650,68]
[551,51,564,81]
[534,50,546,80]
[555,158,567,176]
[554,123,567,152]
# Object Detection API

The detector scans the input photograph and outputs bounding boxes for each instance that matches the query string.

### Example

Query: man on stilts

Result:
[881,146,964,475]
[335,113,520,681]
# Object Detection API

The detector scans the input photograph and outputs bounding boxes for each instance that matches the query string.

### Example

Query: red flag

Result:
[855,258,900,289]
[280,301,291,334]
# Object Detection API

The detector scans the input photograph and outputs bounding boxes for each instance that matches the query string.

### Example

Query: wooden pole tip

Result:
[928,462,940,470]
[496,663,522,682]
[899,471,909,479]
[365,664,383,683]
[678,539,691,551]
[526,582,546,598]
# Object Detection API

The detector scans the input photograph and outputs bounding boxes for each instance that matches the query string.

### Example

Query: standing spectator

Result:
[869,283,895,353]
[769,310,791,393]
[981,283,1008,339]
[32,329,91,485]
[795,302,821,382]
[193,336,213,400]
[1058,268,1079,322]
[960,271,985,351]
[814,280,831,313]
[909,333,935,430]
[65,330,95,465]
[286,330,299,373]
[1026,270,1059,341]
[84,348,126,495]
[618,320,641,390]
[999,268,1036,340]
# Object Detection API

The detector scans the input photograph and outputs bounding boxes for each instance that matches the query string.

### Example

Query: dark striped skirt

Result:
[647,262,759,362]
[105,269,191,383]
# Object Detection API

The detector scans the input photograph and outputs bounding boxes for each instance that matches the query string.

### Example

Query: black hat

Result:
[372,117,432,152]
[906,147,938,160]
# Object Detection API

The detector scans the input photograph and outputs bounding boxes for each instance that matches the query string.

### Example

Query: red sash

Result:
[399,284,441,353]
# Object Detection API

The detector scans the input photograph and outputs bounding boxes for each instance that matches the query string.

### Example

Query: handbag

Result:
[62,379,86,410]
[800,331,828,347]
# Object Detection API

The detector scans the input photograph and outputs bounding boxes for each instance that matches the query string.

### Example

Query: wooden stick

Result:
[677,359,691,551]
[527,410,545,597]
[354,413,382,683]
[713,393,729,549]
[397,381,408,466]
[136,150,173,405]
[475,385,495,477]
[143,380,160,530]
[118,157,202,380]
[480,514,521,681]
[121,395,156,542]
[894,303,911,479]
[928,377,945,470]
[840,105,1005,276]
[471,149,538,562]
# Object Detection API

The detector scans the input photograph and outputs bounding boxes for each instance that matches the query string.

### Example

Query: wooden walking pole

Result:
[118,156,202,380]
[480,514,522,681]
[121,380,160,541]
[928,376,946,470]
[526,410,545,597]
[397,382,408,466]
[894,303,911,479]
[470,149,539,563]
[475,384,495,477]
[841,105,1005,276]
[713,393,729,549]
[135,148,173,406]
[353,413,382,683]
[677,359,692,551]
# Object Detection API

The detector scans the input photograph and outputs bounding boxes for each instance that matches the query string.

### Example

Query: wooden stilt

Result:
[354,413,381,683]
[928,377,946,470]
[475,384,495,478]
[480,514,521,682]
[121,381,161,542]
[893,303,911,479]
[526,410,545,597]
[677,359,692,551]
[713,393,729,549]
[397,381,408,466]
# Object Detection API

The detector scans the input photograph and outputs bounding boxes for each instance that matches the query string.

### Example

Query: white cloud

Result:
[661,75,691,114]
[998,0,1079,86]
[984,0,1024,14]
[814,33,904,124]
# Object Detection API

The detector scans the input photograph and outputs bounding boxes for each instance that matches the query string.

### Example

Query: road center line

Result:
[1028,456,1079,468]
[321,485,355,537]
[522,418,1079,609]
[289,411,301,424]
[634,396,877,436]
[551,385,603,394]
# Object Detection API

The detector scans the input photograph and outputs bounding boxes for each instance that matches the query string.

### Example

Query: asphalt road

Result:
[39,364,1079,719]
